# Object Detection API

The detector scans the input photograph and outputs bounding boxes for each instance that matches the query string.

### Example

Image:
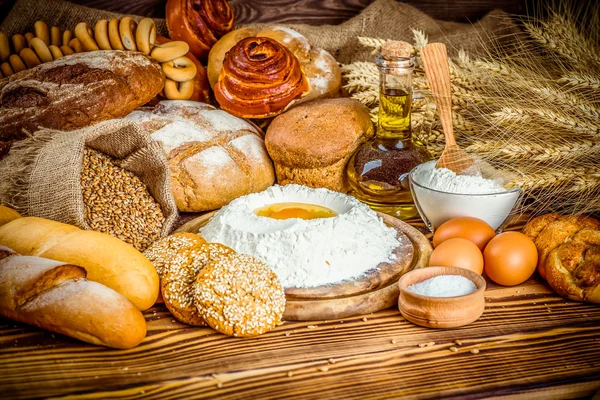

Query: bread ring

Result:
[0,33,10,63]
[29,37,54,63]
[8,54,26,73]
[24,32,34,46]
[60,45,74,56]
[151,41,189,63]
[51,26,62,46]
[69,38,83,53]
[93,20,112,50]
[62,30,73,47]
[12,34,27,53]
[162,56,197,82]
[34,21,50,45]
[74,22,99,52]
[136,18,156,55]
[1,62,13,77]
[108,19,125,50]
[119,17,137,51]
[164,78,195,100]
[48,45,63,60]
[19,48,41,68]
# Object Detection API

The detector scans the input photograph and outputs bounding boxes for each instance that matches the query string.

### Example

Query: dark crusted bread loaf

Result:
[0,50,165,146]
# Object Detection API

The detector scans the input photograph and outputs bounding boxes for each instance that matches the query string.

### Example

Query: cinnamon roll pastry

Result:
[214,37,310,119]
[166,0,234,61]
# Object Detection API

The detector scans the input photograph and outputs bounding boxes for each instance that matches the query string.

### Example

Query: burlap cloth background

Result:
[0,0,520,63]
[0,119,178,238]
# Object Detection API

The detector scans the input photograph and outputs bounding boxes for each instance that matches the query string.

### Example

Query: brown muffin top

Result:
[265,98,374,169]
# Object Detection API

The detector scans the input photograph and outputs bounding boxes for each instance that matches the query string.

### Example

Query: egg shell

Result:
[433,217,496,251]
[428,237,484,275]
[483,232,538,286]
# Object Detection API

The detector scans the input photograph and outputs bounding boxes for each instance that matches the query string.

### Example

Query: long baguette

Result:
[0,205,21,227]
[0,216,159,310]
[0,246,146,349]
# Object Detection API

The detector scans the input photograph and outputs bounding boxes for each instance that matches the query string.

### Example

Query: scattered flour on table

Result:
[407,275,477,297]
[200,185,402,289]
[413,166,505,194]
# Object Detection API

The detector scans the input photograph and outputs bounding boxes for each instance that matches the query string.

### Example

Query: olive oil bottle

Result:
[346,46,432,220]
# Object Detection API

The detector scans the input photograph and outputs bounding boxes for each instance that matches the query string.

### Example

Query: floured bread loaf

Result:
[0,51,164,149]
[126,100,275,212]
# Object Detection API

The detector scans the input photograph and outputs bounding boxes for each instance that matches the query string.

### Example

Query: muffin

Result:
[265,98,374,192]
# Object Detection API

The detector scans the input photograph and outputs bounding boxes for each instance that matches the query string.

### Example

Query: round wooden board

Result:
[176,211,432,321]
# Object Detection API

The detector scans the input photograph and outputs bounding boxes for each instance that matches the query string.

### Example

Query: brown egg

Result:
[433,217,496,251]
[484,232,538,286]
[428,238,484,275]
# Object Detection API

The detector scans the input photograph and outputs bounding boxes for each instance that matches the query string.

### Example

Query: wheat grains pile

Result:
[81,147,165,251]
[342,3,600,215]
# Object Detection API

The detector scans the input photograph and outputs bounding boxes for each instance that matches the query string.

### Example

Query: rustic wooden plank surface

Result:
[1,278,599,399]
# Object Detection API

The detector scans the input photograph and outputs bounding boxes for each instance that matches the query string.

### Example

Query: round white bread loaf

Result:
[126,100,275,212]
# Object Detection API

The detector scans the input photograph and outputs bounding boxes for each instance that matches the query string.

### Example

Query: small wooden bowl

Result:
[398,266,486,328]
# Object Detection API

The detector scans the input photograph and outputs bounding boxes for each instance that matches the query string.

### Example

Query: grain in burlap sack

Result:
[0,0,520,64]
[0,119,178,244]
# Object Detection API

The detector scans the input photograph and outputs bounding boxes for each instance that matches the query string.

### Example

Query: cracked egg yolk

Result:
[255,202,338,220]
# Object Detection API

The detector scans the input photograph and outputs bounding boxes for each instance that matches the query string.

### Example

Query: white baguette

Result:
[0,216,159,310]
[0,246,147,349]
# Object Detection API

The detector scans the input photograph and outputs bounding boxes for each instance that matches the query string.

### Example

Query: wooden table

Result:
[1,275,599,399]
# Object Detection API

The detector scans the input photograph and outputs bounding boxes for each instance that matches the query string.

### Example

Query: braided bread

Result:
[523,213,600,303]
[0,19,198,101]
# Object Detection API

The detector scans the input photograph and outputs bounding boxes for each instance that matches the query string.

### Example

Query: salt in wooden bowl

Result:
[398,266,486,328]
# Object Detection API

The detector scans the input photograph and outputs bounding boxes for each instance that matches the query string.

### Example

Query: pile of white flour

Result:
[412,164,505,194]
[200,185,402,288]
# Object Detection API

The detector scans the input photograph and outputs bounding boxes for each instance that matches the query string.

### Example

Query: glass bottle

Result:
[346,51,432,220]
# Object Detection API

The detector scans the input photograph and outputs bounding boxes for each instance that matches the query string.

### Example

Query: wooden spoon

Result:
[421,43,480,176]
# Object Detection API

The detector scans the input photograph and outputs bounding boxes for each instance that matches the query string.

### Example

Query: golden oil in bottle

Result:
[346,48,432,220]
[378,88,412,137]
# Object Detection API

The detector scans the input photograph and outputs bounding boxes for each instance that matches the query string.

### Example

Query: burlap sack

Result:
[0,0,520,64]
[0,119,178,238]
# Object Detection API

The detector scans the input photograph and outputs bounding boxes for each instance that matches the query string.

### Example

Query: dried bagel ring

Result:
[94,20,112,50]
[119,17,137,51]
[0,62,14,77]
[135,18,156,55]
[50,26,62,46]
[60,45,74,56]
[150,40,189,62]
[48,45,63,59]
[19,48,41,68]
[164,78,195,100]
[162,56,197,82]
[62,30,73,47]
[12,34,27,53]
[69,38,83,53]
[34,21,50,45]
[8,54,26,73]
[74,22,99,51]
[108,19,124,50]
[0,33,10,62]
[24,32,34,46]
[29,37,54,62]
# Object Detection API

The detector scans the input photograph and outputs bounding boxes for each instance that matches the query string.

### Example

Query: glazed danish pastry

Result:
[214,37,310,119]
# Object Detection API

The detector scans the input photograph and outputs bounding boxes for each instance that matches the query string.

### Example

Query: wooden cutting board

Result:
[176,211,432,320]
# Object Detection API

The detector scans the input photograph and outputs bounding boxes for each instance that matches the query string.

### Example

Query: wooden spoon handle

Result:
[421,43,455,146]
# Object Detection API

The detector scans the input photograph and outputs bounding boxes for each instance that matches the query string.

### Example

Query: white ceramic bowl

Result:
[409,161,521,232]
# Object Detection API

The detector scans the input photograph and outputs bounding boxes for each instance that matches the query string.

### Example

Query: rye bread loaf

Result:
[125,100,275,212]
[0,50,165,148]
[265,98,374,192]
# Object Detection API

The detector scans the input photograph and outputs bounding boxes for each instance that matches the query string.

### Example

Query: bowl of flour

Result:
[409,160,521,231]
